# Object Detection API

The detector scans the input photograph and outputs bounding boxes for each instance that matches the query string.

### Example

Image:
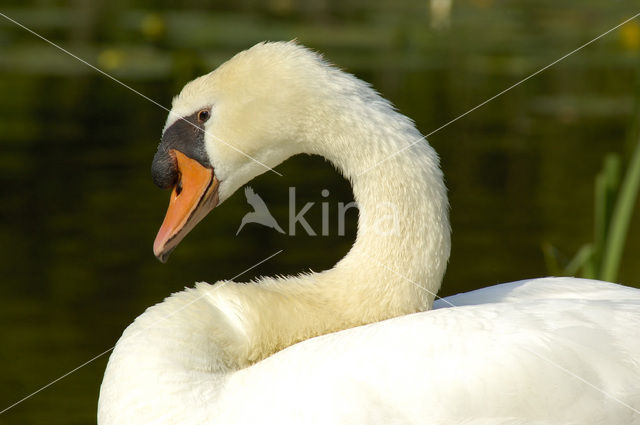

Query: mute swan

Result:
[98,42,640,424]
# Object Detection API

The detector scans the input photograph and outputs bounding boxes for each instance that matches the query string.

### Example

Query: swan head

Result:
[151,41,333,261]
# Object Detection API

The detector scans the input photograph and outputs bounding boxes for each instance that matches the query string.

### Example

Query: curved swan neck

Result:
[307,76,451,309]
[98,46,451,424]
[224,85,452,362]
[114,73,450,369]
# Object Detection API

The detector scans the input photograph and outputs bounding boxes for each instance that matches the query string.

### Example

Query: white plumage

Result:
[98,42,640,424]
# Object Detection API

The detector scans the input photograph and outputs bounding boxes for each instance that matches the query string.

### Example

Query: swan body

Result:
[98,42,640,424]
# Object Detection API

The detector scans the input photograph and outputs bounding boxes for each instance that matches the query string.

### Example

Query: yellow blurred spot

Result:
[619,22,640,51]
[98,48,124,71]
[430,0,452,30]
[141,14,166,40]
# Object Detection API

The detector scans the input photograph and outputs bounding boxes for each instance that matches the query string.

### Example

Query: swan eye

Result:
[197,109,210,123]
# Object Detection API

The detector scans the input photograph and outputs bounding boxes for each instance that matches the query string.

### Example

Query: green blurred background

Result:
[1,0,640,423]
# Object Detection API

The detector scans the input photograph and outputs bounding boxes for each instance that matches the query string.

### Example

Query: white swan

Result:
[98,42,640,425]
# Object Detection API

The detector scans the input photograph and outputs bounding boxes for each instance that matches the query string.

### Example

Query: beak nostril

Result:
[152,148,179,190]
[175,179,183,196]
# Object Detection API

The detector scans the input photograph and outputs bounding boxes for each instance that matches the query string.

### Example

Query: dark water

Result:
[1,1,640,423]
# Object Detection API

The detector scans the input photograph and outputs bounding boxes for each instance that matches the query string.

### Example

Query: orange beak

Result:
[153,149,219,262]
